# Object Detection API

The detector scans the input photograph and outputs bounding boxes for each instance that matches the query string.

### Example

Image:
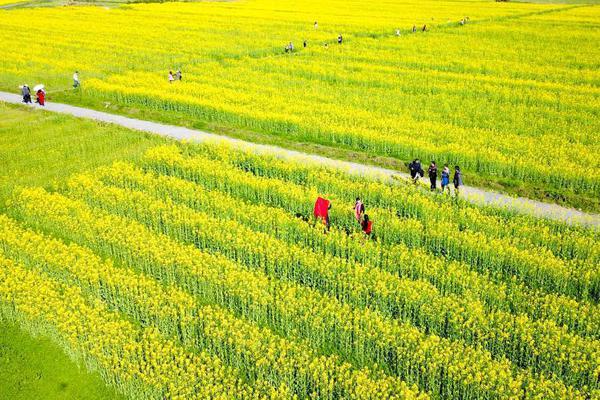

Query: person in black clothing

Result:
[408,159,424,183]
[337,34,343,44]
[428,161,438,191]
[453,166,463,196]
[21,85,31,104]
[422,24,427,32]
[303,39,307,48]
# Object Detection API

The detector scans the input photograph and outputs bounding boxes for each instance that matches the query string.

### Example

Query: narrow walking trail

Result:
[2,91,598,228]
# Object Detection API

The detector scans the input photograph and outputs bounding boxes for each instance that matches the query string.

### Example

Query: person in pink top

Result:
[354,197,365,223]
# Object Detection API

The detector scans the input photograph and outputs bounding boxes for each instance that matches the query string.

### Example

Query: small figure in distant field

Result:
[453,165,463,196]
[175,70,182,81]
[168,71,174,84]
[303,39,307,48]
[395,28,401,36]
[361,214,373,237]
[354,197,365,223]
[21,84,31,104]
[324,42,329,48]
[441,164,450,194]
[314,21,318,29]
[422,24,427,32]
[285,42,294,52]
[409,159,424,183]
[73,71,80,88]
[460,19,465,25]
[35,89,45,106]
[337,34,343,44]
[428,161,438,191]
[412,25,417,33]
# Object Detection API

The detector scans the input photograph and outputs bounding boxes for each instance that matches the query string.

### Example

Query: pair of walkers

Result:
[20,84,45,106]
[409,159,463,195]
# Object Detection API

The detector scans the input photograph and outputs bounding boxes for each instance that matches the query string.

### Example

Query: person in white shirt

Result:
[73,71,80,88]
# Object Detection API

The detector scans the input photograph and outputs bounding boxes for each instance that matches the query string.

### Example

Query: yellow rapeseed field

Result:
[0,0,598,208]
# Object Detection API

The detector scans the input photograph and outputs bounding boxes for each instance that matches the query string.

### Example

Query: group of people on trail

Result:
[20,71,80,106]
[409,159,463,195]
[168,70,182,83]
[21,84,45,106]
[313,196,373,238]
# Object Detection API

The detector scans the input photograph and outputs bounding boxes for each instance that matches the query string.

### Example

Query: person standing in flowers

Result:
[412,25,417,33]
[361,214,373,237]
[168,71,174,84]
[428,161,438,191]
[73,71,80,88]
[314,21,318,30]
[408,159,424,183]
[337,34,343,44]
[354,197,365,223]
[453,166,463,196]
[175,70,182,81]
[314,197,332,230]
[441,164,450,194]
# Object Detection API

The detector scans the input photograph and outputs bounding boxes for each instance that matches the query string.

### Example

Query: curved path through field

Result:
[1,91,598,228]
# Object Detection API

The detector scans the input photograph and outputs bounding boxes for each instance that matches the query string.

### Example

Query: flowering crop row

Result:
[0,215,424,400]
[142,146,600,302]
[10,187,590,399]
[0,251,271,400]
[91,161,600,341]
[63,171,600,390]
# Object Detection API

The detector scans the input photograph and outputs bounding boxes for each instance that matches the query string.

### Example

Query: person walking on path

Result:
[441,164,450,194]
[428,161,438,191]
[35,88,45,106]
[453,166,463,196]
[21,85,31,104]
[354,197,365,223]
[168,71,174,84]
[361,214,373,237]
[73,71,80,88]
[408,159,424,183]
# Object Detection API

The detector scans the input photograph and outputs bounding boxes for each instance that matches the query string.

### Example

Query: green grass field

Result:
[0,103,165,399]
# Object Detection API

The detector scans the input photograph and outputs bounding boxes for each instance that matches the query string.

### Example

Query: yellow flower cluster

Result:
[0,0,598,198]
[0,215,425,400]
[0,251,272,400]
[143,145,600,303]
[62,168,599,390]
[8,186,592,399]
[92,160,600,341]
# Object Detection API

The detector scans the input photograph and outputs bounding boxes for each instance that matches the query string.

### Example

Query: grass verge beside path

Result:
[0,102,166,399]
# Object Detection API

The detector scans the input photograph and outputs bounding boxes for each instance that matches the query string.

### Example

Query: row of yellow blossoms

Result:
[7,187,592,399]
[63,170,600,391]
[0,215,424,400]
[89,161,600,341]
[141,145,600,302]
[0,250,282,400]
[189,142,598,264]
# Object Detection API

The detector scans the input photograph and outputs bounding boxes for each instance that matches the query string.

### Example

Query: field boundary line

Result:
[1,91,598,228]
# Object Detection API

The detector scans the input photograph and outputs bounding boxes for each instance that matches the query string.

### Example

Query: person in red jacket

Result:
[314,197,332,229]
[361,214,373,237]
[36,89,45,106]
